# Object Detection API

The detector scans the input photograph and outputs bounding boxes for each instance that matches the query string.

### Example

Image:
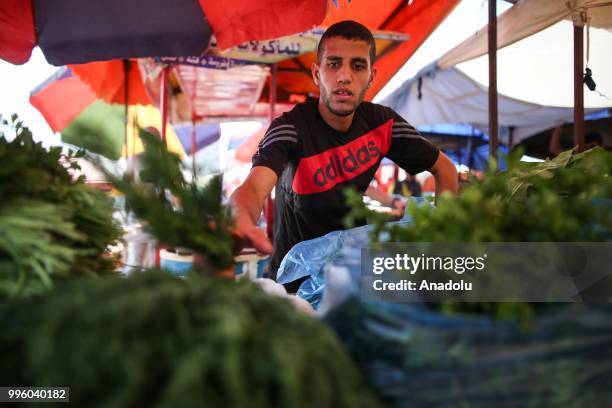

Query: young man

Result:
[230,20,458,282]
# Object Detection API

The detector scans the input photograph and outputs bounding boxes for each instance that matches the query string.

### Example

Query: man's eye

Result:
[328,62,339,68]
[353,63,365,70]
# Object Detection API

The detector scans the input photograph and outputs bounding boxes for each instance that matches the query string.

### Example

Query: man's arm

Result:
[229,166,278,254]
[429,151,458,198]
[364,185,393,207]
[364,186,405,217]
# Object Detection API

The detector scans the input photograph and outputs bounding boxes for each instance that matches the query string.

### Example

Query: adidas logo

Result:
[313,141,382,187]
[292,119,393,195]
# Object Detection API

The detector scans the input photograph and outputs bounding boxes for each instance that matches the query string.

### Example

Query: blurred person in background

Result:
[549,125,605,157]
[393,173,422,198]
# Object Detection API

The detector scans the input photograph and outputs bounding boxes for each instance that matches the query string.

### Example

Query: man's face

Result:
[312,36,376,117]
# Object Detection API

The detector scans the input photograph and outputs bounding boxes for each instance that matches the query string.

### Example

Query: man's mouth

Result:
[332,89,353,100]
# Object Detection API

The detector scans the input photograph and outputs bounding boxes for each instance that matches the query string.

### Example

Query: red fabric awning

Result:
[69,60,152,106]
[198,0,327,50]
[0,0,36,65]
[30,72,97,132]
[0,0,327,66]
[272,0,460,102]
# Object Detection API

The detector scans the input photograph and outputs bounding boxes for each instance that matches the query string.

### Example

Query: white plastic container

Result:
[160,248,194,277]
[235,249,269,280]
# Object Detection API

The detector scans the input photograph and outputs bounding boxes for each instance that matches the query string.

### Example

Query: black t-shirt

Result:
[252,100,439,277]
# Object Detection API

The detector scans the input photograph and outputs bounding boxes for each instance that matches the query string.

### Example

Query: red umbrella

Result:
[164,0,462,120]
[289,0,462,101]
[0,0,326,66]
[69,60,151,106]
[29,67,185,160]
[0,0,35,64]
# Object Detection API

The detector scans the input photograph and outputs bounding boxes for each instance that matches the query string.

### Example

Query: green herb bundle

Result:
[103,129,234,270]
[0,271,380,408]
[328,149,612,405]
[346,148,611,243]
[344,148,611,319]
[0,115,121,298]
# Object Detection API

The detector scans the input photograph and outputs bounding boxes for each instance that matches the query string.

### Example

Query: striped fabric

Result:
[392,121,422,140]
[258,124,298,150]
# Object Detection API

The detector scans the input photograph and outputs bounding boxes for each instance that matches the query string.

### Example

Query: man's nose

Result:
[337,64,352,84]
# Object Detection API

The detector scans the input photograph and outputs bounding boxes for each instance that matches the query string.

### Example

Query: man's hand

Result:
[229,167,278,255]
[231,223,273,255]
[391,197,406,217]
[365,186,407,220]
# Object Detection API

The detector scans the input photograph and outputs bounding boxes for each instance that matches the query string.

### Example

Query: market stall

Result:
[3,0,612,406]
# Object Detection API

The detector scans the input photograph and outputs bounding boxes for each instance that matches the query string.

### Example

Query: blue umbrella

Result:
[174,123,221,154]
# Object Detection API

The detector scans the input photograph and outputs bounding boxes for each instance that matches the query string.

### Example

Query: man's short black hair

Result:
[317,20,376,66]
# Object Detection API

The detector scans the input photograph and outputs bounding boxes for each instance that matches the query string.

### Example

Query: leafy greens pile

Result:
[0,271,381,408]
[103,130,234,271]
[328,148,612,405]
[346,148,612,243]
[0,115,121,298]
[345,148,611,319]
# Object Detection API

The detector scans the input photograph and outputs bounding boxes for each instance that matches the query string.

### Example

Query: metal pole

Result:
[191,115,197,173]
[574,23,585,152]
[488,0,499,161]
[155,66,171,268]
[269,64,277,124]
[160,66,170,144]
[123,59,130,224]
[190,70,199,177]
[123,59,131,160]
[265,64,277,241]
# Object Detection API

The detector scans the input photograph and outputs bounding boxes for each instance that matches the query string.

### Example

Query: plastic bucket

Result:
[160,248,194,277]
[235,251,269,279]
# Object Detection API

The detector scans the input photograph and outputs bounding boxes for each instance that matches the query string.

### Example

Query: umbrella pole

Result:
[265,64,277,241]
[123,59,130,166]
[160,66,170,145]
[154,65,171,269]
[488,0,498,162]
[123,59,131,225]
[269,64,277,125]
[573,21,585,152]
[191,114,197,176]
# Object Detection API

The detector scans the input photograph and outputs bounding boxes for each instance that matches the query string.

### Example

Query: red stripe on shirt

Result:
[292,119,393,194]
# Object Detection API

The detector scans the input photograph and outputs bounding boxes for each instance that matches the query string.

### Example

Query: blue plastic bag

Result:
[276,197,431,309]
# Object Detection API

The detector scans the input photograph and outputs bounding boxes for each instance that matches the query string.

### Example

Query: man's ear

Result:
[311,62,320,86]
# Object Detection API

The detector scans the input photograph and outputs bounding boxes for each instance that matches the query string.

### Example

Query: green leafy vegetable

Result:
[0,115,121,298]
[102,129,234,270]
[346,148,611,243]
[1,271,381,408]
[344,148,612,321]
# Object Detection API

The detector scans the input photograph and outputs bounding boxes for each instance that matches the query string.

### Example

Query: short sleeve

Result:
[251,118,299,177]
[385,112,439,175]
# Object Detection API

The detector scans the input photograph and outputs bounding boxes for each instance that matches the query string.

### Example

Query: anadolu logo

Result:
[292,119,393,194]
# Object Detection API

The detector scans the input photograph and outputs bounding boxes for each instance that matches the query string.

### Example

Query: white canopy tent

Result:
[452,19,612,109]
[439,0,612,70]
[381,0,612,145]
[380,63,603,146]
